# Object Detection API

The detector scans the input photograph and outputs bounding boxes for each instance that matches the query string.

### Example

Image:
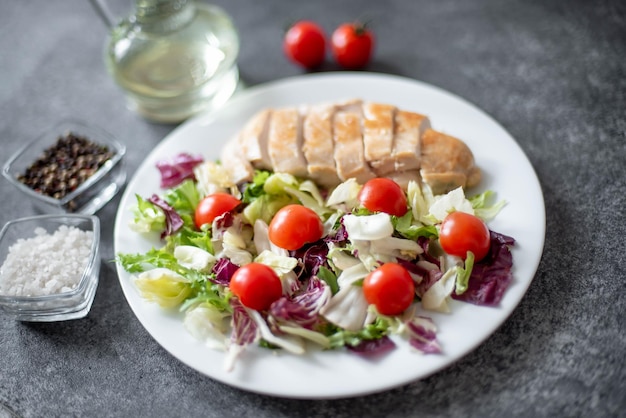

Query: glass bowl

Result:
[2,120,126,215]
[0,214,101,321]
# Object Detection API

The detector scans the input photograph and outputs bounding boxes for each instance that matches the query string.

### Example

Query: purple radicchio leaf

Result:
[148,194,183,239]
[324,222,348,245]
[290,241,329,279]
[215,211,234,230]
[230,298,258,346]
[269,276,330,329]
[415,267,444,298]
[451,230,516,306]
[211,211,235,241]
[397,258,443,297]
[346,336,396,357]
[156,152,204,188]
[406,316,441,354]
[397,259,428,284]
[417,236,441,267]
[211,258,239,285]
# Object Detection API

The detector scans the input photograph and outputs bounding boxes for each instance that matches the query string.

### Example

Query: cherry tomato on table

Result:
[331,22,374,69]
[439,211,491,262]
[357,177,408,217]
[363,263,415,316]
[283,21,327,69]
[268,204,324,250]
[194,193,241,228]
[230,263,283,311]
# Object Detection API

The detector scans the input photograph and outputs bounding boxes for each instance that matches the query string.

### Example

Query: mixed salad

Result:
[117,153,515,371]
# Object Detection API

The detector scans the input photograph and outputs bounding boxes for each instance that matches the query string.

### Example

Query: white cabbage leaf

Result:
[254,250,298,277]
[320,263,374,331]
[343,213,394,241]
[174,245,216,272]
[428,187,474,222]
[326,178,361,210]
[193,161,236,197]
[407,180,435,225]
[421,268,457,313]
[278,325,331,349]
[183,303,229,350]
[249,310,305,354]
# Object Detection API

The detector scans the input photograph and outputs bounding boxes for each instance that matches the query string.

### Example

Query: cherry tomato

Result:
[194,193,240,228]
[357,178,408,216]
[331,22,374,69]
[230,263,283,311]
[283,21,326,69]
[363,263,415,316]
[268,204,324,250]
[439,211,491,262]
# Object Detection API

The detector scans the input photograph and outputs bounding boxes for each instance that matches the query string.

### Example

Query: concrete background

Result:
[0,0,624,417]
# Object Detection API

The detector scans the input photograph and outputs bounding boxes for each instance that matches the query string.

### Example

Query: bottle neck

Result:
[133,0,195,31]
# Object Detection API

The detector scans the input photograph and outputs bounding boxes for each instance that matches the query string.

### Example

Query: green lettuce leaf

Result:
[129,194,166,233]
[469,190,507,221]
[242,170,271,204]
[164,225,213,254]
[317,265,339,295]
[326,317,390,348]
[164,179,201,226]
[117,247,205,282]
[455,251,475,295]
[392,211,439,240]
[180,281,232,313]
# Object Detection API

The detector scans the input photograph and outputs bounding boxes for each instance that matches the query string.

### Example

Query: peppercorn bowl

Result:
[0,214,100,321]
[2,120,126,215]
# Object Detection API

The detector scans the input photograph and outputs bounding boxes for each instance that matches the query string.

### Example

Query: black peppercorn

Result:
[17,132,115,201]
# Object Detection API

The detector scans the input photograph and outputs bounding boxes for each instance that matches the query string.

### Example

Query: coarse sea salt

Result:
[0,225,94,297]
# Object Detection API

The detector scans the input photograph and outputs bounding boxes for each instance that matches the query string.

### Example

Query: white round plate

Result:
[113,72,545,399]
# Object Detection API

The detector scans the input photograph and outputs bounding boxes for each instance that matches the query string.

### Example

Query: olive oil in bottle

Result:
[104,0,239,123]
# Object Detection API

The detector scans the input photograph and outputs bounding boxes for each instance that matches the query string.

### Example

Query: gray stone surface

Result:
[0,0,624,417]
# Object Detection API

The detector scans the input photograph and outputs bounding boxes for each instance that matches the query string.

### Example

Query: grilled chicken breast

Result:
[220,99,481,194]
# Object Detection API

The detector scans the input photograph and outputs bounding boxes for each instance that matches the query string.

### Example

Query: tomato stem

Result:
[353,19,372,36]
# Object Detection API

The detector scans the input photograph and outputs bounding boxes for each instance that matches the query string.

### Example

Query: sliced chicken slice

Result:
[267,107,309,178]
[220,135,254,185]
[385,170,421,190]
[333,110,376,184]
[392,110,430,172]
[420,129,481,194]
[302,103,341,188]
[363,102,397,175]
[238,109,272,170]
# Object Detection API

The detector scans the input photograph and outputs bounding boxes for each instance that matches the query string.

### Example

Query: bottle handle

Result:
[88,0,116,28]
